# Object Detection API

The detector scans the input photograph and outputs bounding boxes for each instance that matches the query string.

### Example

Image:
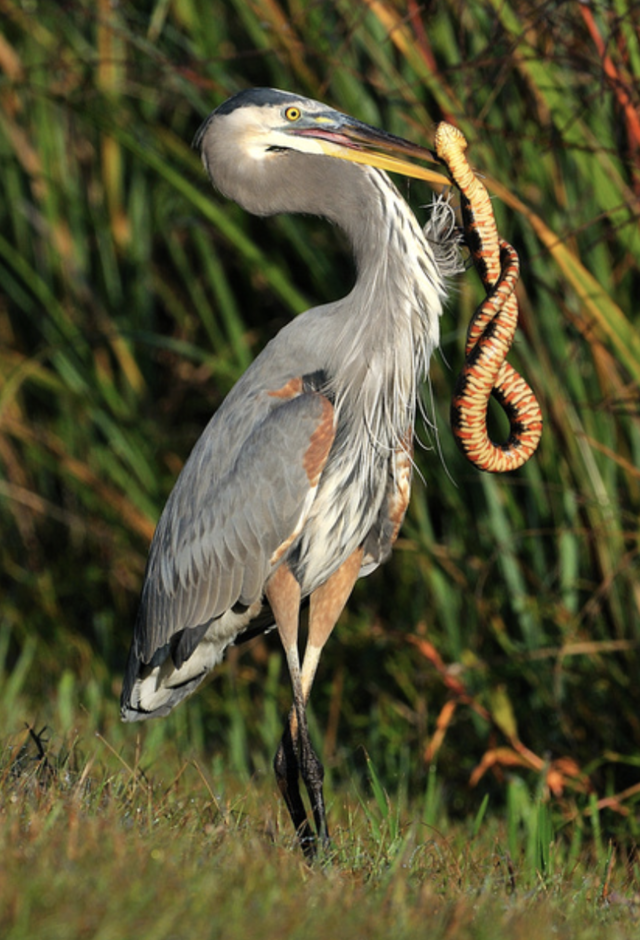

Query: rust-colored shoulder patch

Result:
[268,376,304,399]
[303,395,335,487]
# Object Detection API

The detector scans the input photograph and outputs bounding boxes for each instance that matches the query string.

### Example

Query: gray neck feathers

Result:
[320,164,448,464]
[205,133,450,465]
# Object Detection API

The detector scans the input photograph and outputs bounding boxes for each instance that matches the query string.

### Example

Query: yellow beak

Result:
[290,114,450,187]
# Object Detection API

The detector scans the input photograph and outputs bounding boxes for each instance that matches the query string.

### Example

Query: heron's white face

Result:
[195,89,451,222]
[220,100,334,164]
[203,91,450,187]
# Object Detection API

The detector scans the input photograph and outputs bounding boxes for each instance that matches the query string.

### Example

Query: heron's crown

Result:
[193,88,310,151]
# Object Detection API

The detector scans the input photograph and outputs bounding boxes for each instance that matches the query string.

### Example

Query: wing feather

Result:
[133,391,334,664]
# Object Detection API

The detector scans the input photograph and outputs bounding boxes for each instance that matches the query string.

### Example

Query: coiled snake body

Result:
[434,123,542,473]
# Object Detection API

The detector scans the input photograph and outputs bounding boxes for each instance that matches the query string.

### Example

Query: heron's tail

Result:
[120,633,214,722]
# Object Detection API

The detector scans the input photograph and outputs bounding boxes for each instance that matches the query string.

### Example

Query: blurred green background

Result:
[1,0,639,835]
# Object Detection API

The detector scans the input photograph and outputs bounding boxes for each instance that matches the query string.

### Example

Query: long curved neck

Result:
[319,163,447,456]
[213,140,450,456]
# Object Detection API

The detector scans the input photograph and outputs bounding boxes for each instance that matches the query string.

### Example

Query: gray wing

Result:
[134,389,335,665]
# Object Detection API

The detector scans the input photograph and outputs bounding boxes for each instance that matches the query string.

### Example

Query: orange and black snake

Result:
[434,123,542,473]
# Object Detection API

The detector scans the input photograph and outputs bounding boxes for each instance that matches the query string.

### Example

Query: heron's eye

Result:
[284,106,301,122]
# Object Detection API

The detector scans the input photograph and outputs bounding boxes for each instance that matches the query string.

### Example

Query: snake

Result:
[434,122,543,473]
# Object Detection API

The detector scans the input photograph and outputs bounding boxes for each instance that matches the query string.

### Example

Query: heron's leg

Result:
[266,564,315,853]
[297,546,365,846]
[278,651,319,855]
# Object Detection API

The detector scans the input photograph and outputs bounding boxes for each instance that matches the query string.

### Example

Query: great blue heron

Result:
[121,88,459,854]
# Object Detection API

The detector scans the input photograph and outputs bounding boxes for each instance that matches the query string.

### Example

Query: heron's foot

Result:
[274,720,331,861]
[298,740,330,851]
[274,726,315,859]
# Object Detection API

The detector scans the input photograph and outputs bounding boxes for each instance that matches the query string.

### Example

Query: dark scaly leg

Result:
[267,564,315,856]
[296,547,364,847]
[268,550,363,855]
[273,684,316,856]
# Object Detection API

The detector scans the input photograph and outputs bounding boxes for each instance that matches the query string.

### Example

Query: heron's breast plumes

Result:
[290,173,463,595]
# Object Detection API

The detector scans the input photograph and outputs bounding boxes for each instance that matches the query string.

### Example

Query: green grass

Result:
[2,713,640,940]
[1,0,640,933]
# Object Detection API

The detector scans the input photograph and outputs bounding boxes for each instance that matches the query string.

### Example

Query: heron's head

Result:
[193,88,448,221]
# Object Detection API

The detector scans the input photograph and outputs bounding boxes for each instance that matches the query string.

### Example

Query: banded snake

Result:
[434,123,543,473]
